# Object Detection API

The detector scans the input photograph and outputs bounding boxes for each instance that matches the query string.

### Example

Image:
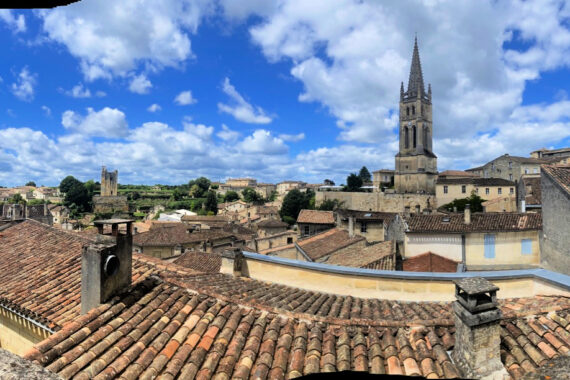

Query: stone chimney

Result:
[464,204,471,225]
[348,216,355,238]
[220,247,245,276]
[451,277,507,379]
[81,219,133,314]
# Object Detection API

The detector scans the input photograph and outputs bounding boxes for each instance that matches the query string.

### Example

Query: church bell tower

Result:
[394,37,438,193]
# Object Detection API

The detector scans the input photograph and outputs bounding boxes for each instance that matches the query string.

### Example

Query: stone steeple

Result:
[406,36,425,99]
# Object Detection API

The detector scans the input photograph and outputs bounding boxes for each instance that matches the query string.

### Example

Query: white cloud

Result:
[41,105,51,117]
[0,10,26,33]
[11,67,37,102]
[216,124,240,142]
[217,77,273,124]
[63,83,92,98]
[239,129,287,154]
[129,74,152,94]
[147,103,162,113]
[174,90,197,105]
[61,107,128,138]
[279,132,305,142]
[38,1,213,81]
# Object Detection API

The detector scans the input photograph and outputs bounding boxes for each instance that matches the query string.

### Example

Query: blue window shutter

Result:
[521,239,532,255]
[484,234,495,259]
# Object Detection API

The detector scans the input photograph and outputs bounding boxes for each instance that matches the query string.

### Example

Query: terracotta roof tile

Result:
[297,229,365,261]
[542,164,570,196]
[326,241,395,270]
[403,252,459,273]
[296,210,335,225]
[173,251,222,273]
[406,212,542,233]
[133,224,235,247]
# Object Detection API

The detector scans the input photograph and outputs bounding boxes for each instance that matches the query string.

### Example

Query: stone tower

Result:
[100,166,118,197]
[394,37,438,194]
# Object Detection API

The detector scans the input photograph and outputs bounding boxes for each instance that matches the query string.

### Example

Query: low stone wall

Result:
[221,251,570,302]
[315,191,435,212]
[0,348,61,380]
[92,195,129,214]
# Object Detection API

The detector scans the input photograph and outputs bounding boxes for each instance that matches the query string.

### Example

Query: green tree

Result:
[267,190,278,202]
[64,181,90,213]
[242,187,262,203]
[188,177,211,198]
[224,191,239,202]
[60,175,81,194]
[442,191,485,213]
[84,180,97,200]
[8,193,25,204]
[189,184,202,198]
[346,173,363,192]
[358,166,371,182]
[205,191,218,214]
[172,187,185,201]
[280,189,312,224]
[25,181,36,187]
[318,199,344,211]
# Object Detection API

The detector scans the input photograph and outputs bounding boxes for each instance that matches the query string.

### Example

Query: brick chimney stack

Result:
[81,219,133,314]
[451,277,508,378]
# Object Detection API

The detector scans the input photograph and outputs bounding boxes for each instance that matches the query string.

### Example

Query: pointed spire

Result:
[407,36,425,99]
[400,82,404,100]
[428,83,432,101]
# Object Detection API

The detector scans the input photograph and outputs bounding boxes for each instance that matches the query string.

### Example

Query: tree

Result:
[189,177,211,198]
[318,199,344,211]
[204,191,218,215]
[60,175,81,194]
[8,193,25,204]
[84,180,97,200]
[442,191,484,213]
[172,187,185,201]
[25,181,36,187]
[358,166,371,182]
[267,190,278,202]
[346,173,363,192]
[64,181,90,213]
[189,184,202,198]
[280,189,312,224]
[242,187,262,203]
[224,191,239,202]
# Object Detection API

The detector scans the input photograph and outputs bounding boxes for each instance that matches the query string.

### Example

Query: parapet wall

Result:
[315,191,435,212]
[92,195,129,214]
[222,252,570,302]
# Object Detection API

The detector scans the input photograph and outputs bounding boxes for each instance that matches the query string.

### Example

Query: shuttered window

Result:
[484,234,495,259]
[521,239,532,255]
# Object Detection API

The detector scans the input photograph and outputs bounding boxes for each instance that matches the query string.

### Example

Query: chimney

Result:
[348,216,355,238]
[464,204,471,225]
[521,200,526,213]
[451,277,507,378]
[81,219,133,314]
[220,247,245,276]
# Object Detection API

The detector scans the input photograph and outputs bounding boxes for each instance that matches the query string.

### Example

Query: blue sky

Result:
[0,1,570,186]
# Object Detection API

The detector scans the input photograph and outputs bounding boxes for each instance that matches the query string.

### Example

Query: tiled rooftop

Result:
[336,209,397,223]
[521,176,542,206]
[297,228,365,261]
[406,212,542,233]
[542,164,570,196]
[403,252,458,273]
[326,241,395,270]
[0,220,155,331]
[296,209,335,225]
[133,224,235,247]
[173,251,222,274]
[256,219,288,228]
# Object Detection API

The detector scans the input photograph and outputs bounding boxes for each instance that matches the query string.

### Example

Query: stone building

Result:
[296,209,335,237]
[540,165,570,275]
[372,169,394,190]
[92,166,128,214]
[531,147,570,163]
[394,38,437,194]
[466,154,553,182]
[436,177,516,207]
[517,174,542,212]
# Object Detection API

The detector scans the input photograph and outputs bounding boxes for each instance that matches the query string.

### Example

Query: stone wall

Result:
[92,195,129,214]
[0,348,61,380]
[540,171,570,275]
[315,191,435,213]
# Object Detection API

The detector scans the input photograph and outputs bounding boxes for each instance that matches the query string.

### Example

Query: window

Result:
[360,222,367,233]
[521,239,532,255]
[443,185,448,194]
[491,163,495,170]
[485,188,489,195]
[304,226,310,236]
[287,237,293,244]
[509,174,513,181]
[484,234,496,259]
[412,126,417,148]
[412,105,415,115]
[498,188,502,195]
[423,126,428,148]
[404,127,409,149]
[415,205,421,213]
[508,161,512,169]
[524,168,529,174]
[533,168,538,174]
[510,188,514,194]
[461,185,466,194]
[406,107,410,116]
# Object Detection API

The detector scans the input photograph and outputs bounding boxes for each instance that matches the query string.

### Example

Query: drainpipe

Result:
[460,234,466,272]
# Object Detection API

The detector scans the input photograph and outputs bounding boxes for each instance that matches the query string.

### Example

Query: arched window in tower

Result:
[412,126,417,148]
[423,126,428,149]
[406,107,410,116]
[404,127,409,149]
[412,105,415,115]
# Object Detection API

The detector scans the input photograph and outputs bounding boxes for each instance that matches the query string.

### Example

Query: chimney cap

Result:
[453,277,498,295]
[93,219,134,226]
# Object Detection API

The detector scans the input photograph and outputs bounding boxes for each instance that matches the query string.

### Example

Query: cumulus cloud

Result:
[239,129,287,154]
[61,107,129,138]
[0,10,26,33]
[279,132,305,142]
[38,0,213,81]
[218,77,273,124]
[62,83,105,98]
[11,67,37,102]
[174,90,197,105]
[129,74,152,94]
[147,103,162,113]
[41,105,51,117]
[216,124,240,142]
